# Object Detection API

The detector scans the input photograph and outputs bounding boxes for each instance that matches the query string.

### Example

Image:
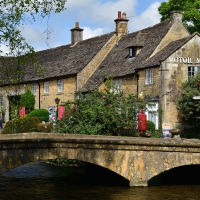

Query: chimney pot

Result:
[75,22,79,28]
[118,11,121,19]
[122,12,126,19]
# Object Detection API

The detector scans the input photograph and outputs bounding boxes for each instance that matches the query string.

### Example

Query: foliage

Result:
[37,122,53,133]
[146,120,156,134]
[20,89,35,114]
[27,109,49,122]
[158,0,200,33]
[151,130,162,138]
[0,0,66,56]
[55,79,142,136]
[1,116,40,134]
[180,123,200,139]
[0,0,66,86]
[176,73,200,124]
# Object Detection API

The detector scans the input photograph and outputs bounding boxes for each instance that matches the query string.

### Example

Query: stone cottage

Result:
[0,11,199,130]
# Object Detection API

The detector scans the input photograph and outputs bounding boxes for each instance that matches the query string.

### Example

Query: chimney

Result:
[170,11,183,24]
[70,22,84,45]
[114,11,129,35]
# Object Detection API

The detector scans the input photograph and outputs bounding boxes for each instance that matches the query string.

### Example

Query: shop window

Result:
[145,68,153,84]
[44,82,49,94]
[58,79,64,93]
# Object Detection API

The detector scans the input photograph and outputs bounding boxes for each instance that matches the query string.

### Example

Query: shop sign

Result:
[162,123,171,138]
[168,57,200,64]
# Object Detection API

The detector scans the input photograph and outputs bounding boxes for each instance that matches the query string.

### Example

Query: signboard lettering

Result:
[168,57,193,64]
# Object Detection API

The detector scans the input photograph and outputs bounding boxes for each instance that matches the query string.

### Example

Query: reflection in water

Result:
[0,162,200,200]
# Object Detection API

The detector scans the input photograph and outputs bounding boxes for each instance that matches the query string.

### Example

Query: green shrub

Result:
[27,109,49,122]
[37,122,53,133]
[1,116,40,134]
[146,120,156,134]
[180,124,200,139]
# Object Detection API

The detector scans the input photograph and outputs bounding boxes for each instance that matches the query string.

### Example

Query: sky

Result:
[6,0,167,52]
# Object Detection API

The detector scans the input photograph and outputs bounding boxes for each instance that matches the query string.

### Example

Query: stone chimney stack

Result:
[170,11,183,24]
[70,22,84,45]
[114,11,129,35]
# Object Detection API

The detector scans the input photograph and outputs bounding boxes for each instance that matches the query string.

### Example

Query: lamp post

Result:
[55,97,60,119]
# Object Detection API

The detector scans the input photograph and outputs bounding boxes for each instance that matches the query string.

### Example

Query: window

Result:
[58,79,64,93]
[112,79,122,94]
[44,82,49,94]
[31,83,36,95]
[188,66,200,79]
[145,68,153,84]
[0,96,3,109]
[146,102,158,129]
[129,47,137,58]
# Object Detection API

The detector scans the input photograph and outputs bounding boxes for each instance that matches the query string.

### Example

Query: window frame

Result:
[112,79,122,94]
[146,102,158,129]
[44,81,49,94]
[188,66,200,79]
[31,83,37,95]
[0,96,3,109]
[129,47,137,58]
[145,68,153,85]
[58,79,64,93]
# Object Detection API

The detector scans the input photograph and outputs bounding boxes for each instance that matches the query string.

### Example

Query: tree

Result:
[158,0,200,33]
[176,73,200,124]
[0,0,66,86]
[55,79,142,136]
[0,0,66,56]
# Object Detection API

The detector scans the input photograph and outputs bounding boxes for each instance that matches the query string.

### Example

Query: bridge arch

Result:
[148,164,200,185]
[1,133,200,186]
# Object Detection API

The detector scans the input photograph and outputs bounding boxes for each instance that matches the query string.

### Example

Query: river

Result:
[0,161,200,200]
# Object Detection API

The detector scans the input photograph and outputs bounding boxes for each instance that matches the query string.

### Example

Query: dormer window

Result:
[129,47,137,58]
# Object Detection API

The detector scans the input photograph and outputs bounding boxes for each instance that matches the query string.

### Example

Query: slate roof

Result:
[0,32,115,85]
[142,33,196,68]
[80,20,174,92]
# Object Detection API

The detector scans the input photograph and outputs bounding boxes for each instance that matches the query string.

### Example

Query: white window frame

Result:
[146,102,158,129]
[44,81,49,94]
[58,79,64,93]
[188,66,200,79]
[129,47,137,58]
[145,68,153,84]
[31,83,36,95]
[113,79,122,94]
[0,96,3,109]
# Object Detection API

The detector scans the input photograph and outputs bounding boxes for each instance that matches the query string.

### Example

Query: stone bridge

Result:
[0,133,200,186]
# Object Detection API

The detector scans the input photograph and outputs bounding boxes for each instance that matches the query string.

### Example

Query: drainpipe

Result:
[135,70,140,98]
